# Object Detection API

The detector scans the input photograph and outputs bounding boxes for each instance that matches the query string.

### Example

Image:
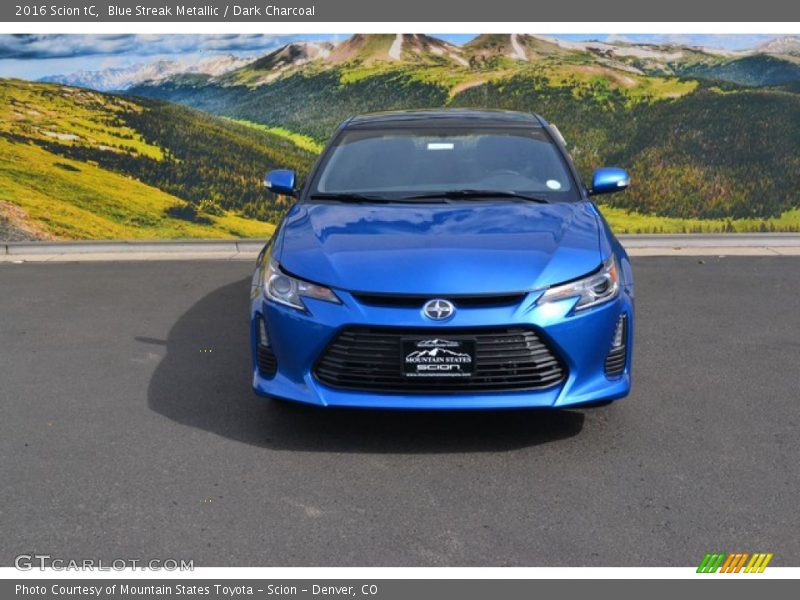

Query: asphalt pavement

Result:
[1,257,798,566]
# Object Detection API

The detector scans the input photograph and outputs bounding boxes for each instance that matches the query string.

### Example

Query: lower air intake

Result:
[314,326,566,393]
[256,316,277,377]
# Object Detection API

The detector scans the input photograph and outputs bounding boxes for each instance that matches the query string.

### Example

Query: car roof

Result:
[343,109,545,130]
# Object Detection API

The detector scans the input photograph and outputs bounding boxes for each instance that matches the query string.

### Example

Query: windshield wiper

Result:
[400,189,550,203]
[308,192,396,203]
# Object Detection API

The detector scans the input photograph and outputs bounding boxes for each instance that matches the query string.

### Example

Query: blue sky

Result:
[0,34,782,80]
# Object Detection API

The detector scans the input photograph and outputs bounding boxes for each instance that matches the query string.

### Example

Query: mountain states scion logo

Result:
[403,338,474,377]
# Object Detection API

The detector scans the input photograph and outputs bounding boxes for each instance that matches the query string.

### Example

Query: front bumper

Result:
[250,284,633,409]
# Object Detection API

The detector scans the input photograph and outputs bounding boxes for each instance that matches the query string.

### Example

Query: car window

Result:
[312,126,578,200]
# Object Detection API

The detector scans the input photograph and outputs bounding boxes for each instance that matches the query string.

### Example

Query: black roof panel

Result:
[345,108,543,129]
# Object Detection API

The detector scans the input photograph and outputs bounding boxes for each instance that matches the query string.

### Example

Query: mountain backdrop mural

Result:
[2,33,800,240]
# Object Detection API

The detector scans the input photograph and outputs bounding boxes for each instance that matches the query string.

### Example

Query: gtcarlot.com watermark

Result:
[15,553,193,571]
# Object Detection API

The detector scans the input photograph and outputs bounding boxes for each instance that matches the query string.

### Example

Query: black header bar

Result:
[3,1,799,23]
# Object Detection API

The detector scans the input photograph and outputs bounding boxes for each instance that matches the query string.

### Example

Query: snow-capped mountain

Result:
[754,35,800,56]
[406,347,471,359]
[39,54,255,91]
[326,34,467,66]
[52,34,800,95]
[190,54,257,76]
[230,42,335,84]
[247,42,333,71]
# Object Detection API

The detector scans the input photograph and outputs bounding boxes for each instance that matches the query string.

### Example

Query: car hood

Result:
[276,201,603,295]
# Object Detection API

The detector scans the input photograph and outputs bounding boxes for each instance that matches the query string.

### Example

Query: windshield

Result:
[310,126,579,201]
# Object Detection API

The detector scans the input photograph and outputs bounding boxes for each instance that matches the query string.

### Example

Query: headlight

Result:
[538,256,619,311]
[264,259,340,311]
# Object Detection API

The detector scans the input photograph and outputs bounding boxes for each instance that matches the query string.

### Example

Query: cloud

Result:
[0,33,783,62]
[0,34,304,60]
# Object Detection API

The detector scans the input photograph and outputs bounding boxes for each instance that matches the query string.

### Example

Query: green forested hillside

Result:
[0,79,315,239]
[453,79,800,220]
[135,69,450,141]
[129,42,800,227]
[8,34,800,238]
[678,55,800,87]
[605,88,800,219]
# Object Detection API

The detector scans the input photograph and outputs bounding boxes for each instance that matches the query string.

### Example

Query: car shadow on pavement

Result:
[146,277,585,453]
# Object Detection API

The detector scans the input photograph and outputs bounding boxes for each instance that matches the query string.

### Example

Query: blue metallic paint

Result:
[251,110,634,409]
[590,167,630,196]
[250,283,633,409]
[276,201,604,295]
[264,169,297,196]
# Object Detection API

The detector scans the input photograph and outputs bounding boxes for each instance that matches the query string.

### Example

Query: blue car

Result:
[250,109,633,409]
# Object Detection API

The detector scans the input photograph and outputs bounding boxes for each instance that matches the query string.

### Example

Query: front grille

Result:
[314,326,566,393]
[352,293,525,309]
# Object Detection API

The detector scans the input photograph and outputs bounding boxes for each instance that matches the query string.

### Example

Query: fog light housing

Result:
[605,314,627,377]
[255,315,277,376]
[257,316,270,347]
[611,315,625,348]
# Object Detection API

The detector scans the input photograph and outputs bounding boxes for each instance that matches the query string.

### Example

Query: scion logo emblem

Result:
[423,299,455,321]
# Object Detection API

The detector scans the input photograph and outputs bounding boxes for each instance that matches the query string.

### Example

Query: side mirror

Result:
[264,169,297,196]
[589,167,630,196]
